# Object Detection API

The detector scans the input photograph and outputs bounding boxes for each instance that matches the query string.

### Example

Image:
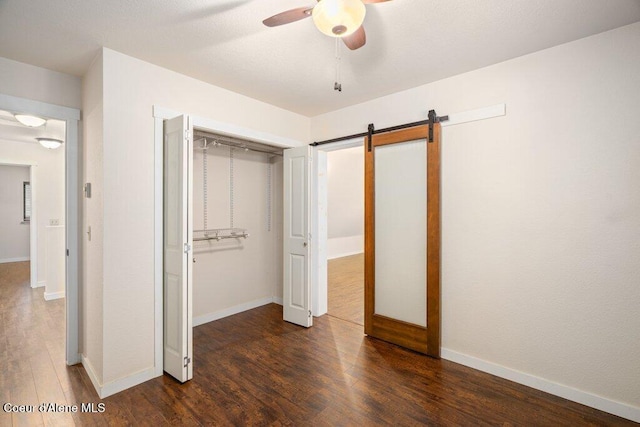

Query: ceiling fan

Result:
[263,0,391,51]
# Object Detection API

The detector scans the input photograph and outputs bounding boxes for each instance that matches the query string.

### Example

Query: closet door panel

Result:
[163,114,193,382]
[289,254,305,308]
[283,146,312,327]
[289,155,306,238]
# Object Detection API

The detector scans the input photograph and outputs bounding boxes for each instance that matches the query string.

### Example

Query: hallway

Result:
[0,261,75,426]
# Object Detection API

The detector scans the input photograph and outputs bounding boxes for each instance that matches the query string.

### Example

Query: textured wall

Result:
[99,48,309,384]
[81,50,104,384]
[312,23,640,412]
[0,56,81,109]
[191,147,283,319]
[0,165,30,261]
[326,147,364,258]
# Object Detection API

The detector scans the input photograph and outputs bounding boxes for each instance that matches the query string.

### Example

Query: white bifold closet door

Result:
[163,114,193,382]
[283,146,312,327]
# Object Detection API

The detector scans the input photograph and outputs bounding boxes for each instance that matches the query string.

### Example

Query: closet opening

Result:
[162,119,287,383]
[191,130,284,327]
[191,129,283,320]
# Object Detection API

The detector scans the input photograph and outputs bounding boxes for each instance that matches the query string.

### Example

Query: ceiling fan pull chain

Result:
[334,38,342,92]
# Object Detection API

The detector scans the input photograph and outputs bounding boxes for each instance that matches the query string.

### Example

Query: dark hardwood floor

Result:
[1,261,634,426]
[327,253,364,326]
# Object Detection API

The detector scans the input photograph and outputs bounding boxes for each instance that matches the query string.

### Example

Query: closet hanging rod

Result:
[193,228,249,242]
[193,233,249,242]
[194,136,283,157]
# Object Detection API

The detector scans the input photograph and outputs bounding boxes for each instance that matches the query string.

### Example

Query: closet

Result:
[191,130,284,323]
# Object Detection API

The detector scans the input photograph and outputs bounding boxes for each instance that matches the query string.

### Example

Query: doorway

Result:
[0,105,75,419]
[310,138,363,320]
[0,120,66,301]
[0,93,81,365]
[325,146,365,326]
[155,108,296,381]
[312,123,442,357]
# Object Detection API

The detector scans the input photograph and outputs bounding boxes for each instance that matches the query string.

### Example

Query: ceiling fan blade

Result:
[362,0,392,3]
[263,7,313,27]
[343,25,366,50]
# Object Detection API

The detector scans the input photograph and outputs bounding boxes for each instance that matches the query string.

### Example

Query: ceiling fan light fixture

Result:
[36,137,64,149]
[312,0,366,38]
[14,114,46,127]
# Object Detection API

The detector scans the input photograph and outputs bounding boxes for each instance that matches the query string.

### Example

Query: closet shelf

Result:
[194,228,249,242]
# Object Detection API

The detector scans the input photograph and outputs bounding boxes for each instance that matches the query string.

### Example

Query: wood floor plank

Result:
[6,358,44,427]
[328,253,365,325]
[29,351,76,426]
[0,362,11,427]
[1,260,635,426]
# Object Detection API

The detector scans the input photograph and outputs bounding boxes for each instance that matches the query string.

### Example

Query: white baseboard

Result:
[44,290,65,301]
[272,296,283,305]
[193,296,280,327]
[0,256,29,264]
[82,354,159,399]
[33,280,46,289]
[441,348,640,423]
[81,354,103,399]
[100,367,158,399]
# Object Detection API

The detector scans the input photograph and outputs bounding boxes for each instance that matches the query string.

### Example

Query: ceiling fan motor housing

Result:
[312,0,366,38]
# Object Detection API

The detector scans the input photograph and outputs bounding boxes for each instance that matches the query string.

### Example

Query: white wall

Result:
[312,22,640,417]
[44,225,65,300]
[0,55,81,291]
[0,165,30,262]
[192,147,283,322]
[0,140,65,286]
[88,48,309,387]
[0,57,81,109]
[327,147,363,259]
[81,51,104,384]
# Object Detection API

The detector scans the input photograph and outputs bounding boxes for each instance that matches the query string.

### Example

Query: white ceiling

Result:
[0,0,639,116]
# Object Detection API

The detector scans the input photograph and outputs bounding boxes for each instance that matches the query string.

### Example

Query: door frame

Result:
[0,93,81,365]
[310,138,363,317]
[152,106,300,376]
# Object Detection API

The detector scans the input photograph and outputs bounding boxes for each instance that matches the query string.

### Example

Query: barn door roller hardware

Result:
[310,110,449,150]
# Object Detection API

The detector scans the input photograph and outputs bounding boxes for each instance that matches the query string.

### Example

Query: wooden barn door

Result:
[364,123,441,357]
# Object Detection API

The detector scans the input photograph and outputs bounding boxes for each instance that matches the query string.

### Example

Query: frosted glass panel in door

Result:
[374,139,427,327]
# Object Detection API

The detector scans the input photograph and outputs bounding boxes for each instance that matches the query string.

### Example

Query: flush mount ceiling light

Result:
[14,114,46,127]
[312,0,366,37]
[36,137,64,149]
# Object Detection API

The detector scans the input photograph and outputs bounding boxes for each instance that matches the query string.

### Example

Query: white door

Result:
[283,146,312,327]
[163,115,193,382]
